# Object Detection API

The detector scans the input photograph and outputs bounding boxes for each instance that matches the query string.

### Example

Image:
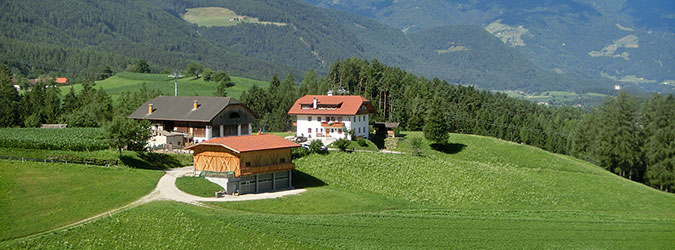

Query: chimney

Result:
[313,98,318,109]
[148,104,153,114]
[193,100,198,110]
[327,90,333,96]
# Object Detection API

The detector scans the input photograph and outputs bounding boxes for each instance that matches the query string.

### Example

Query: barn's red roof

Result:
[187,134,299,153]
[55,78,68,84]
[288,95,376,115]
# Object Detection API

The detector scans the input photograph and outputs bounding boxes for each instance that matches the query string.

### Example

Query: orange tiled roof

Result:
[55,78,68,84]
[189,134,299,153]
[287,95,376,115]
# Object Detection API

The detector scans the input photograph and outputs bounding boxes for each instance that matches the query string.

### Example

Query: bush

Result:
[333,138,350,152]
[408,137,424,157]
[357,138,368,147]
[309,140,326,154]
[292,147,310,159]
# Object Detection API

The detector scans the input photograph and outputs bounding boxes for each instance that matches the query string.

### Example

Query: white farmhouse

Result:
[288,94,376,140]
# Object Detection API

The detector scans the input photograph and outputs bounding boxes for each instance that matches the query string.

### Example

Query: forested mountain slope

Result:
[1,0,612,93]
[308,0,675,93]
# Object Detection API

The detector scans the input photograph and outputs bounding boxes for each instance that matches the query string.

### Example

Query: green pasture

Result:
[0,160,163,241]
[2,132,674,248]
[59,72,269,102]
[175,176,224,197]
[182,7,287,27]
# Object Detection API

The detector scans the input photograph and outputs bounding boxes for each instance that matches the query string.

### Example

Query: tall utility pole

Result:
[169,71,183,96]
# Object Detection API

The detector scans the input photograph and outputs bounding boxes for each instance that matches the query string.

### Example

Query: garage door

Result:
[239,176,256,194]
[274,171,290,189]
[258,173,273,193]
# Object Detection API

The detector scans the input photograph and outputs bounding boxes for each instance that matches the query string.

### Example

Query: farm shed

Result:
[186,134,300,194]
[373,122,399,138]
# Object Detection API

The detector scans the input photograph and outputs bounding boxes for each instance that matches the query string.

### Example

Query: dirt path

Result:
[12,167,305,242]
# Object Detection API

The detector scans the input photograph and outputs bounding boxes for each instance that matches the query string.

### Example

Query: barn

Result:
[186,134,300,194]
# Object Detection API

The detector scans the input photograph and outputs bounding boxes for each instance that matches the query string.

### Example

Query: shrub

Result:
[292,147,310,159]
[309,140,326,154]
[357,138,368,147]
[333,138,350,152]
[408,137,424,157]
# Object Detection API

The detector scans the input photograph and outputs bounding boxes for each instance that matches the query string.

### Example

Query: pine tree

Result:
[643,94,675,191]
[595,92,643,180]
[423,97,449,145]
[0,67,22,127]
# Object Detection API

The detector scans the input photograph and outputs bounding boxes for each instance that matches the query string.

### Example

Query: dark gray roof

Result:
[373,122,400,129]
[128,96,244,122]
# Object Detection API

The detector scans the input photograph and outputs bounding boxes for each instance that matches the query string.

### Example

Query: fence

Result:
[0,155,119,167]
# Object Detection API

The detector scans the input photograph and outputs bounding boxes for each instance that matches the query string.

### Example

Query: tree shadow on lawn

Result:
[292,169,325,188]
[120,152,183,170]
[430,143,467,154]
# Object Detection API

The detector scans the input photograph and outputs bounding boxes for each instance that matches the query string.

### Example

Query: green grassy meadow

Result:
[2,133,674,248]
[59,72,269,102]
[0,160,163,241]
[327,139,379,152]
[175,176,224,197]
[182,7,287,27]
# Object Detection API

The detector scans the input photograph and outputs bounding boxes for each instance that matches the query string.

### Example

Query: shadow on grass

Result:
[430,143,467,154]
[292,169,326,188]
[120,152,183,170]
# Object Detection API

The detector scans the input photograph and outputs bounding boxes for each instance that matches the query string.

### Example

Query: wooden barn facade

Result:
[186,134,299,194]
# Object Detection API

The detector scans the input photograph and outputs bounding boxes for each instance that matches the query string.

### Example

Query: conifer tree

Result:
[0,67,22,127]
[423,97,449,145]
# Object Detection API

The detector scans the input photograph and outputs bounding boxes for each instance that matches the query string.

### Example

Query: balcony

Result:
[321,121,345,128]
[239,163,295,176]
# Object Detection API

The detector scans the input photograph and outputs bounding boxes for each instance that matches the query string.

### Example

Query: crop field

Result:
[59,72,269,102]
[0,128,107,151]
[2,133,673,248]
[182,7,287,27]
[175,176,224,197]
[0,160,162,241]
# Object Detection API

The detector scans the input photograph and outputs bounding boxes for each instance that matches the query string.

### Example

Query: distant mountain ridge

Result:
[307,0,675,93]
[0,0,645,93]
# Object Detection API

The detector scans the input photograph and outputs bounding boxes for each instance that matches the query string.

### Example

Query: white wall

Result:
[296,114,369,139]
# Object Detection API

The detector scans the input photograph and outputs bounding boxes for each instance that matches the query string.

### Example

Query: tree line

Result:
[240,57,674,192]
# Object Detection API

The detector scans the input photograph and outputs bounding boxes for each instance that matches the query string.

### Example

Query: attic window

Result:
[301,104,310,109]
[229,112,240,119]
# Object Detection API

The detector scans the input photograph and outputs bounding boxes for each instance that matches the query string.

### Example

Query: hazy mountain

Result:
[0,0,629,93]
[307,0,675,93]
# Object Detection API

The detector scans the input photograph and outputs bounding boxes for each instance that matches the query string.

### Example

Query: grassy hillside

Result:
[0,161,163,241]
[3,132,673,248]
[59,72,269,101]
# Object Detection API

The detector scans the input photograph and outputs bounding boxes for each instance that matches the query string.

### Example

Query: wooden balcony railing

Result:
[239,163,295,176]
[321,121,344,128]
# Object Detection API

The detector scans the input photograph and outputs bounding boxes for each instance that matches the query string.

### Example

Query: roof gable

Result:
[127,96,248,122]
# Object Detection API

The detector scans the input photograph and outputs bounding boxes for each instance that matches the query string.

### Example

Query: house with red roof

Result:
[288,94,376,139]
[186,134,299,194]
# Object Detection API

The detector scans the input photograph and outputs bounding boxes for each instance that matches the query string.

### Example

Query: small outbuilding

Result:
[373,122,399,138]
[186,134,300,195]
